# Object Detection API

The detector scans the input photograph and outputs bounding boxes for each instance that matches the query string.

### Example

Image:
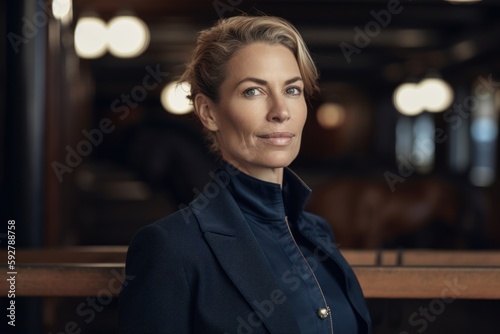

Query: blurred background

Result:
[2,0,500,333]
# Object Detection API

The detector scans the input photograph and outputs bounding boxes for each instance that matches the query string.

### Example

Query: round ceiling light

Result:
[107,16,150,58]
[393,82,424,116]
[161,82,193,115]
[419,78,454,112]
[74,17,108,59]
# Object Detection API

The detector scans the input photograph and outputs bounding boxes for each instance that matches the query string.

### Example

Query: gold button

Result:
[317,306,330,319]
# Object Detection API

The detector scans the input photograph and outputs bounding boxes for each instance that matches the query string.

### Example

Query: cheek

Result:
[226,104,260,133]
[294,101,308,130]
[218,106,255,138]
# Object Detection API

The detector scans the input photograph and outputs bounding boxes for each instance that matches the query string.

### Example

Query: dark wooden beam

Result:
[2,248,500,298]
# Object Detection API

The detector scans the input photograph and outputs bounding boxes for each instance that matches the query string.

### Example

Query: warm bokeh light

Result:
[52,0,72,20]
[451,40,477,62]
[107,16,150,58]
[316,103,346,129]
[419,78,454,112]
[393,83,424,116]
[445,0,482,4]
[393,78,454,115]
[74,17,108,59]
[161,82,193,115]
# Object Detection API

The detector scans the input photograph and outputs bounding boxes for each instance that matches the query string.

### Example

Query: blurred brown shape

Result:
[308,177,461,249]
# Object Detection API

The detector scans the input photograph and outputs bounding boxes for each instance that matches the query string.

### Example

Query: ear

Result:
[194,93,219,132]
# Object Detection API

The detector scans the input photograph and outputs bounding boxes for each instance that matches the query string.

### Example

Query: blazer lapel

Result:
[190,181,301,334]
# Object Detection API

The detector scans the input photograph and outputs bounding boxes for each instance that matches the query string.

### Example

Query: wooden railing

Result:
[2,248,500,299]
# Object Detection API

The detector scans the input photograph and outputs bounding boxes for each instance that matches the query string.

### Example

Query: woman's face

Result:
[210,43,307,181]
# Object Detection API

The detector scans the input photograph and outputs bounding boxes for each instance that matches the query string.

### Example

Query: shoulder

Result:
[119,209,200,332]
[125,205,209,274]
[151,205,198,233]
[123,205,213,296]
[128,205,201,251]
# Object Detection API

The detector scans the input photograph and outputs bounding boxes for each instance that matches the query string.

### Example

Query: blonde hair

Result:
[179,15,320,152]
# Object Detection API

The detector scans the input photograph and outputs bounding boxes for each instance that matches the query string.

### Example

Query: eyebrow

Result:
[236,76,303,87]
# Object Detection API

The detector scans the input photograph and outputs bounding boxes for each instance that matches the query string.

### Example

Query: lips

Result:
[257,132,295,146]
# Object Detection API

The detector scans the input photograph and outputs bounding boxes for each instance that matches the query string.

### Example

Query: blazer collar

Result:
[190,166,301,334]
[190,165,371,332]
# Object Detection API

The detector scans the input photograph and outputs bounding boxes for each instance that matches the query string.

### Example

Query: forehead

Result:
[226,43,301,81]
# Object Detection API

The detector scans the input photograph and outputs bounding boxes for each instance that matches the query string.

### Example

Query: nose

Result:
[267,95,290,123]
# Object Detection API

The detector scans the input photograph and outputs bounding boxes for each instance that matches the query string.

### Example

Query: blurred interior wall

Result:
[5,0,48,332]
[6,0,46,248]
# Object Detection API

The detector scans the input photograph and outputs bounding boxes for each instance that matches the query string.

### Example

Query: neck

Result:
[223,159,284,186]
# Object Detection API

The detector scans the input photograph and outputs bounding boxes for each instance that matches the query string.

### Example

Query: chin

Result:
[260,151,298,169]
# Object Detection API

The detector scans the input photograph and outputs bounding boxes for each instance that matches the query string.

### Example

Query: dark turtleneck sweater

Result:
[225,161,360,334]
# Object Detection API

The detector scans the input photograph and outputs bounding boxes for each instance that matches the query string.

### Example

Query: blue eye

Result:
[286,87,302,96]
[243,87,261,97]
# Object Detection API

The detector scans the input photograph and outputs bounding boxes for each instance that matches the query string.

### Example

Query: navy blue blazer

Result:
[118,169,372,333]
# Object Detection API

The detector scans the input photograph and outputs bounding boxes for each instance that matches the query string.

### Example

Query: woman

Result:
[119,16,372,334]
